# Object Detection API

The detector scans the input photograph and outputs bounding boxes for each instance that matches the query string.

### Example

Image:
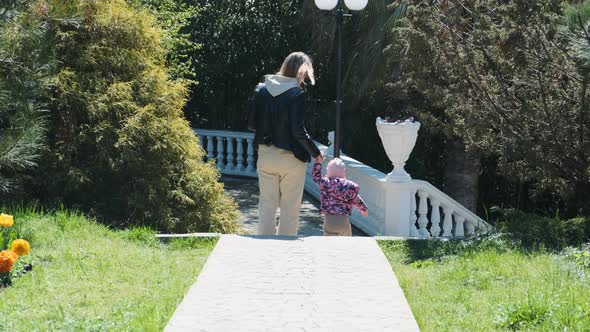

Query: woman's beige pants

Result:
[257,145,307,236]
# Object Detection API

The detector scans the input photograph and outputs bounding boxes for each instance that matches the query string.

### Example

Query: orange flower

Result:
[0,214,14,227]
[0,250,17,273]
[11,239,30,257]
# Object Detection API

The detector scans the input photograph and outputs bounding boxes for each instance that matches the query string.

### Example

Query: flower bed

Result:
[0,214,31,287]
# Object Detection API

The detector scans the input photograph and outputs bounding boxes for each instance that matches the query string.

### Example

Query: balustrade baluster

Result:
[417,191,430,238]
[216,136,225,170]
[236,138,245,172]
[430,200,441,238]
[442,207,454,237]
[206,135,214,161]
[197,135,205,151]
[455,215,465,238]
[409,190,418,237]
[246,138,255,173]
[225,137,235,172]
[465,220,475,235]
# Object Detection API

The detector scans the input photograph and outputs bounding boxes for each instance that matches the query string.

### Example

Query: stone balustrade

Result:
[193,129,257,177]
[193,128,491,238]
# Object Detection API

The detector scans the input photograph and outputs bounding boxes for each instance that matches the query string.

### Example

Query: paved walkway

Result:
[166,235,419,332]
[222,177,365,236]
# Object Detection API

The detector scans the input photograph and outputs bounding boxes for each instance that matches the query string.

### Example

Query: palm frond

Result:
[304,0,407,106]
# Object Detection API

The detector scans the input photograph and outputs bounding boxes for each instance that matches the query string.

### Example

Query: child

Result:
[312,158,368,236]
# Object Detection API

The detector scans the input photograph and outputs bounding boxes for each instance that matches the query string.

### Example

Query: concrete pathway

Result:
[166,235,420,332]
[221,177,365,236]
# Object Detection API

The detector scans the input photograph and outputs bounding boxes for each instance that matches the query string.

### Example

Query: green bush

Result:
[379,232,514,264]
[3,0,239,233]
[564,244,590,271]
[380,208,590,263]
[491,208,590,251]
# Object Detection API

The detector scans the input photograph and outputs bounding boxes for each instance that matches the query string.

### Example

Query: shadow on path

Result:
[221,176,366,236]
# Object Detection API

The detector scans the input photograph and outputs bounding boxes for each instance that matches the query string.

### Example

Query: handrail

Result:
[192,129,254,139]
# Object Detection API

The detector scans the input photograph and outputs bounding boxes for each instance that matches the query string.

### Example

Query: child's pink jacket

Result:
[312,162,368,216]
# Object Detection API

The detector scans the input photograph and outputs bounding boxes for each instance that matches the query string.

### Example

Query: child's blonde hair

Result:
[327,158,346,178]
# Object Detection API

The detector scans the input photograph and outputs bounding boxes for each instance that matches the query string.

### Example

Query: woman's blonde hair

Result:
[278,52,315,85]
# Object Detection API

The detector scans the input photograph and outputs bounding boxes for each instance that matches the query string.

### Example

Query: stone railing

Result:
[193,129,257,177]
[193,129,492,238]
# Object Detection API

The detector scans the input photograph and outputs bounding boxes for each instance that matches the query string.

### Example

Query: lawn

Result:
[0,208,215,331]
[380,239,590,331]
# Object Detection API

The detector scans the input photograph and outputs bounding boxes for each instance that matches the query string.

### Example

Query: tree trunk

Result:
[443,138,481,213]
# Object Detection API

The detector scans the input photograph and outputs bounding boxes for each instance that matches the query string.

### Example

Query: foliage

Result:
[492,208,590,250]
[302,1,419,175]
[379,207,589,265]
[304,0,407,104]
[564,244,590,270]
[387,0,590,216]
[0,207,215,330]
[127,0,201,85]
[185,0,306,128]
[379,240,590,331]
[0,1,48,194]
[496,297,553,330]
[3,0,239,233]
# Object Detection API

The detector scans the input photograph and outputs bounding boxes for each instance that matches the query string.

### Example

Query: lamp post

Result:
[315,0,368,158]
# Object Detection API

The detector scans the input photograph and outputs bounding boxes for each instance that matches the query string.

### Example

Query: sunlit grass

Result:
[0,206,215,331]
[380,240,590,331]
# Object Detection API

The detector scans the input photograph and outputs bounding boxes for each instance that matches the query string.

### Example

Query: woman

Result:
[248,52,324,236]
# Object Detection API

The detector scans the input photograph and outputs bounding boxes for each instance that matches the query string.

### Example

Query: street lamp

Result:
[315,0,368,158]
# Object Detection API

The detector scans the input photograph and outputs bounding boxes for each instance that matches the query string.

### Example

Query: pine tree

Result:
[0,0,48,194]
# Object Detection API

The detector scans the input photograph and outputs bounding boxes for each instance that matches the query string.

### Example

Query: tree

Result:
[5,0,239,232]
[127,0,201,86]
[302,1,429,180]
[185,0,307,129]
[388,0,590,216]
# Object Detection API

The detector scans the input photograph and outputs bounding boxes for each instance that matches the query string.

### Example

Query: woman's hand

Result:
[315,153,325,164]
[362,210,369,217]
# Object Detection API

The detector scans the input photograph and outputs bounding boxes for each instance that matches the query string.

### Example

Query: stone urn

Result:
[376,117,421,182]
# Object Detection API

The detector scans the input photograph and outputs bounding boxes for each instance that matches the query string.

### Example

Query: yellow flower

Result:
[0,250,17,273]
[11,239,30,257]
[0,214,14,227]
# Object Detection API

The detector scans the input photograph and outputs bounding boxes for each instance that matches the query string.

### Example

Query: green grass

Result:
[379,240,590,331]
[0,207,216,331]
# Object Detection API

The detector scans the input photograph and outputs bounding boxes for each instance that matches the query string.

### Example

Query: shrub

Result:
[564,244,590,271]
[378,232,515,264]
[0,1,48,195]
[491,208,590,251]
[4,0,239,233]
